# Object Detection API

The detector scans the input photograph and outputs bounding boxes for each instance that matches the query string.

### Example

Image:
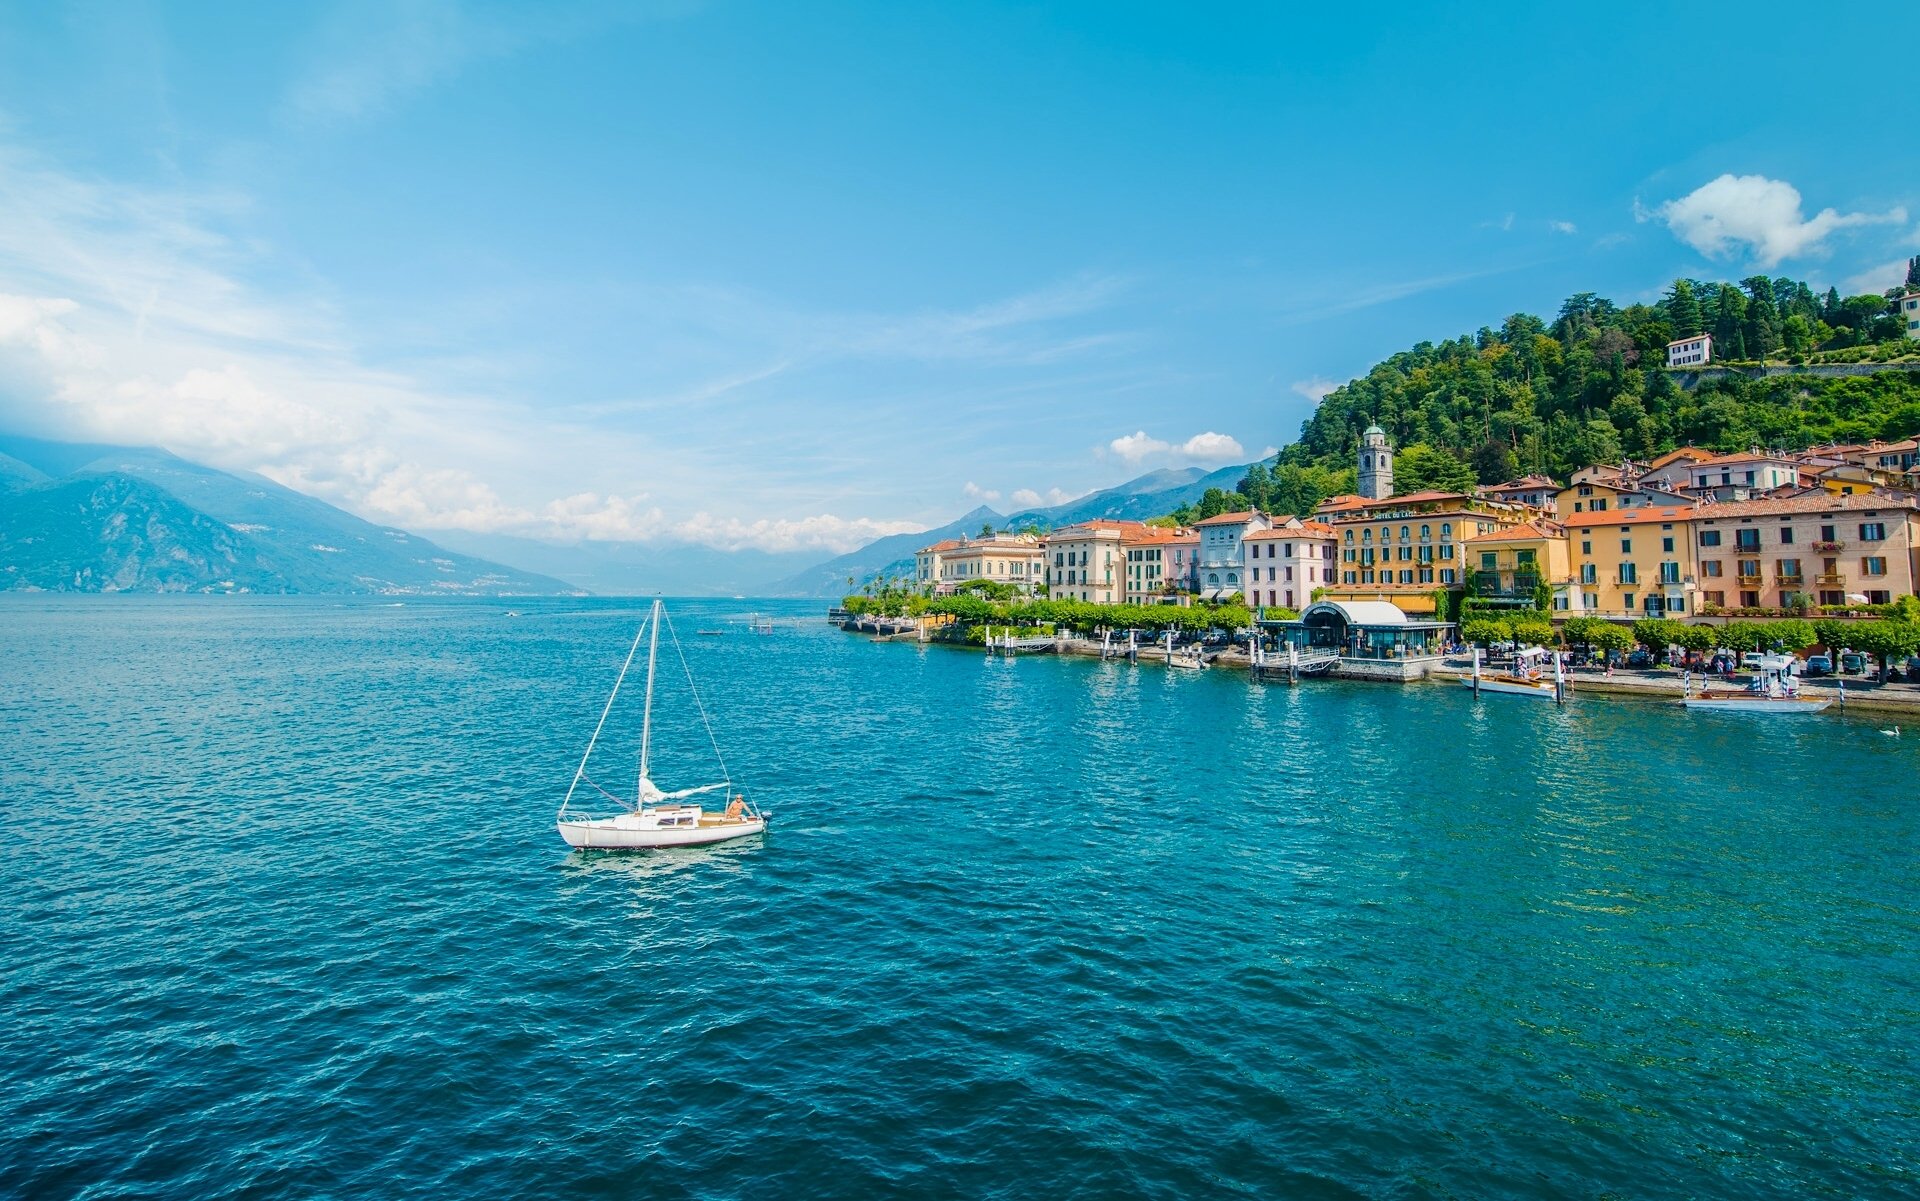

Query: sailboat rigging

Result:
[556,600,769,849]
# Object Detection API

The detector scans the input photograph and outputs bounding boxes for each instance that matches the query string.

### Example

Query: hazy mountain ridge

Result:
[0,437,577,595]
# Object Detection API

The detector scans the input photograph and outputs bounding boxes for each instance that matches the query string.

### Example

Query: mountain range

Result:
[0,436,574,595]
[0,433,1252,596]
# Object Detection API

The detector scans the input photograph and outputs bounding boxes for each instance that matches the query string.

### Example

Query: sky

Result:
[0,0,1916,555]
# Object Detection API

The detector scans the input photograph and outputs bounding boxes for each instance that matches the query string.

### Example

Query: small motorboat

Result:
[1681,654,1831,714]
[696,628,727,636]
[1461,645,1564,700]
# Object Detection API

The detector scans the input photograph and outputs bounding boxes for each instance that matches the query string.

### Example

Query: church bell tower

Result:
[1358,423,1393,500]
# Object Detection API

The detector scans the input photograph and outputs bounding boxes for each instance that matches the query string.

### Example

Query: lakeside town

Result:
[839,300,1920,710]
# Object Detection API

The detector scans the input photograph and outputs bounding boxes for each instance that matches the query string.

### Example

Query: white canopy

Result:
[1301,599,1408,626]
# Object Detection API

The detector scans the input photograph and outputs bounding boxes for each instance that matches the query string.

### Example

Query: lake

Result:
[2,596,1915,1199]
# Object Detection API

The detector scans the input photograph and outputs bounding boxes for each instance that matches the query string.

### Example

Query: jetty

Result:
[1249,645,1341,684]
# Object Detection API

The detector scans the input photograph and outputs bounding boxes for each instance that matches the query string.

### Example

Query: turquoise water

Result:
[2,596,1916,1199]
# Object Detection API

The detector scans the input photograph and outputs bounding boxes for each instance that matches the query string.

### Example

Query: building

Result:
[1902,291,1920,340]
[1688,492,1920,610]
[1677,451,1804,499]
[1477,474,1556,509]
[1121,526,1201,605]
[933,532,1044,595]
[1635,447,1717,490]
[1240,518,1337,611]
[1563,505,1700,618]
[1193,510,1275,601]
[1357,423,1394,499]
[914,539,961,592]
[1554,477,1699,521]
[1266,599,1455,681]
[1044,521,1148,603]
[1463,519,1572,611]
[1667,333,1712,367]
[1317,490,1538,615]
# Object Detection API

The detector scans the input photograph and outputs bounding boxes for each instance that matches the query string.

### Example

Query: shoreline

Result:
[855,624,1920,714]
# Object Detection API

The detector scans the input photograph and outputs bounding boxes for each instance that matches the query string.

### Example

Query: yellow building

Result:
[1462,519,1572,612]
[1316,490,1538,615]
[1563,504,1700,619]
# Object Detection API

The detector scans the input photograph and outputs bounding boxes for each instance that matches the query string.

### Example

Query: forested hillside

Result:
[1232,267,1920,516]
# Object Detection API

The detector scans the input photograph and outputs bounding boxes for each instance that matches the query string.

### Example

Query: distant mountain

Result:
[0,436,577,595]
[772,461,1256,596]
[766,505,1007,597]
[427,528,820,596]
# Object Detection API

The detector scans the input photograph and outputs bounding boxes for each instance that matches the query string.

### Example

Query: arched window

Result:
[1441,522,1452,538]
[1207,573,1219,584]
[1364,454,1372,469]
[1344,529,1354,543]
[1400,526,1410,541]
[1420,524,1431,539]
[1362,529,1373,542]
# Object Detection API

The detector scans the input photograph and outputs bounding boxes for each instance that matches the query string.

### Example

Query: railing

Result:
[1816,572,1845,585]
[1811,541,1844,552]
[1776,573,1804,585]
[1736,573,1763,585]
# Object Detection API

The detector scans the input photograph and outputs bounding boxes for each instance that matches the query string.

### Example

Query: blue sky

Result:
[0,1,1915,553]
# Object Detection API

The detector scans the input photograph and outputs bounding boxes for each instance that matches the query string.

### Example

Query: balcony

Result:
[1472,571,1541,598]
[1776,573,1805,586]
[1812,541,1844,553]
[1816,572,1846,586]
[1736,572,1763,586]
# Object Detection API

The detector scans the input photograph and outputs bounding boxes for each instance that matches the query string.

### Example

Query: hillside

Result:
[0,437,577,595]
[1274,274,1920,489]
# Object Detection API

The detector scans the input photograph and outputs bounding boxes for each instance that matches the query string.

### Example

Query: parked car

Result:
[1804,654,1832,677]
[1626,649,1653,668]
[1840,651,1868,675]
[1905,656,1920,684]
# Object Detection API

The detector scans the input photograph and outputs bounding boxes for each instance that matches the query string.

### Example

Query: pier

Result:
[1249,645,1341,684]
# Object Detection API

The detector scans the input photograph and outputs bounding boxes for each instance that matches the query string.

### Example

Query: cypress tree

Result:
[1665,279,1703,337]
[1907,255,1920,289]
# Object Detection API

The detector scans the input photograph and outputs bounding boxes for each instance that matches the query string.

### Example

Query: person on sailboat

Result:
[726,796,748,820]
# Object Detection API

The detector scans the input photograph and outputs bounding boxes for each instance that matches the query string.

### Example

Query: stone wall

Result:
[1333,656,1443,682]
[1673,362,1920,389]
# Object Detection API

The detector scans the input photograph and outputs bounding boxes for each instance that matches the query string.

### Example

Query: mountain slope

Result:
[427,528,819,596]
[0,437,578,595]
[0,473,292,592]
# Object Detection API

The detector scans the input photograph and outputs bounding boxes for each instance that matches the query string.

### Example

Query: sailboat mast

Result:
[638,598,663,790]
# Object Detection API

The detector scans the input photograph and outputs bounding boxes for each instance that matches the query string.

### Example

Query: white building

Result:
[1044,522,1145,603]
[1121,527,1199,605]
[1192,510,1274,601]
[1902,291,1920,340]
[1241,518,1337,611]
[1667,333,1712,367]
[934,533,1043,595]
[914,539,961,592]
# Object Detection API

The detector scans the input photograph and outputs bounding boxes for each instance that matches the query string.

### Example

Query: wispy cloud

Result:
[1291,377,1339,402]
[1549,219,1578,235]
[1639,174,1907,267]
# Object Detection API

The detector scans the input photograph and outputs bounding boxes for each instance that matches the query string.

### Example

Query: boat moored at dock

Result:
[1681,654,1832,714]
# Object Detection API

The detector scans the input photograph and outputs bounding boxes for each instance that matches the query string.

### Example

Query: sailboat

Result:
[556,599,769,849]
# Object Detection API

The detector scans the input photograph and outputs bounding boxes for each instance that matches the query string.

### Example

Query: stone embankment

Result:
[1429,659,1920,714]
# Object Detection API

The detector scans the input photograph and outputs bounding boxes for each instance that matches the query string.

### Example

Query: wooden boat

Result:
[1461,646,1565,700]
[1681,654,1831,714]
[556,600,769,849]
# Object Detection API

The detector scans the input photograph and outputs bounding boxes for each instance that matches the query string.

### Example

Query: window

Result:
[1440,523,1452,538]
[1439,569,1455,584]
[1702,561,1722,577]
[1620,539,1632,553]
[1860,523,1886,541]
[1699,530,1721,546]
[1400,526,1410,542]
[1580,563,1597,584]
[1779,527,1794,544]
[1420,524,1431,540]
[1778,559,1801,580]
[1593,499,1608,511]
[1820,524,1836,542]
[1704,590,1725,606]
[1619,563,1637,584]
[1581,540,1591,554]
[1623,593,1635,610]
[1739,591,1759,608]
[1864,557,1887,576]
[1660,562,1680,584]
[1440,544,1454,560]
[1735,529,1760,550]
[1362,529,1372,542]
[1480,551,1498,570]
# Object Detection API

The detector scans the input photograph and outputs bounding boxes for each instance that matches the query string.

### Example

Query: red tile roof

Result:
[1464,518,1566,542]
[1192,510,1264,527]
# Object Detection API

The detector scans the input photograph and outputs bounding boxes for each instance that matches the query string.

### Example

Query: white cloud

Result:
[1643,174,1908,267]
[673,512,923,554]
[962,480,1001,503]
[1844,259,1913,296]
[1108,430,1268,467]
[1008,486,1081,509]
[1549,220,1578,235]
[1291,377,1339,402]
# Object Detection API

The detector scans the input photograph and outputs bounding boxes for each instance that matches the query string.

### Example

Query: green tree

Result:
[1510,616,1555,647]
[1589,624,1634,659]
[1908,255,1920,290]
[1848,621,1920,677]
[1461,616,1512,646]
[1665,279,1704,337]
[1470,439,1519,484]
[1393,444,1476,494]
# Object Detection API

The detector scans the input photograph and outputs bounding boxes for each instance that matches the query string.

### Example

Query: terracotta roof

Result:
[1245,523,1335,540]
[1465,518,1566,542]
[1192,510,1263,527]
[1646,446,1715,470]
[1562,506,1697,529]
[1314,494,1367,513]
[916,538,963,554]
[1482,474,1555,491]
[1120,526,1189,545]
[1046,520,1149,539]
[1331,490,1474,510]
[1685,450,1800,468]
[1666,334,1712,346]
[1689,492,1920,520]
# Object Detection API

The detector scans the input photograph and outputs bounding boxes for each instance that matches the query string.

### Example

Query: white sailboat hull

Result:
[1681,695,1832,714]
[1459,676,1558,699]
[557,810,768,849]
